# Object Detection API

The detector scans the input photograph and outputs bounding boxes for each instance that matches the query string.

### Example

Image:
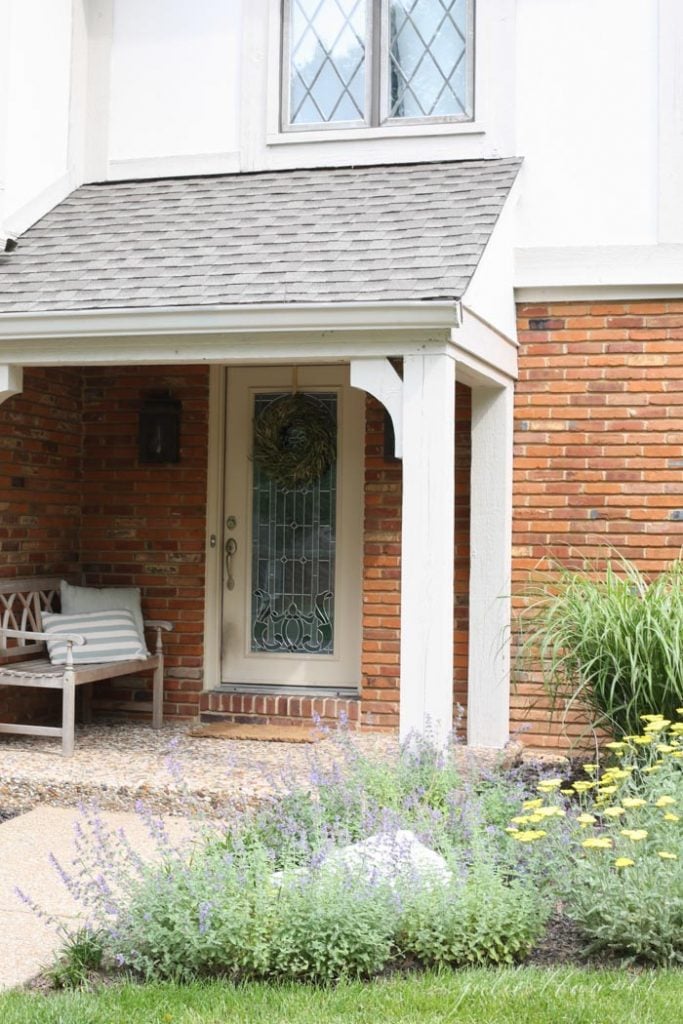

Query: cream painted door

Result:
[221,366,363,687]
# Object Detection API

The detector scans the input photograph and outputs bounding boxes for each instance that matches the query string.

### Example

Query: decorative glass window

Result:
[282,0,474,130]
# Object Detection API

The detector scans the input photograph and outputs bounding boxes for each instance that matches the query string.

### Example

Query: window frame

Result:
[280,0,475,133]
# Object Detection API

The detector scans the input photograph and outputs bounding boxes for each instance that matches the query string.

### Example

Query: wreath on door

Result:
[252,393,336,489]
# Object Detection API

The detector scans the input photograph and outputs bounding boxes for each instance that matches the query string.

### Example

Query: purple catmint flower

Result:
[198,900,212,936]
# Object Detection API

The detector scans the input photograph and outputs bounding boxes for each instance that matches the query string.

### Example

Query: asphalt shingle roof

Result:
[0,159,521,314]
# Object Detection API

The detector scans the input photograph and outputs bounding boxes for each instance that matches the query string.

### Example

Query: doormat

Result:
[189,721,328,744]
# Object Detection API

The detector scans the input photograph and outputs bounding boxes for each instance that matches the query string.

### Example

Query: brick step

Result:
[200,690,359,728]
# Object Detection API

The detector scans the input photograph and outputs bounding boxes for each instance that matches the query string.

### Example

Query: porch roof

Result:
[0,159,521,315]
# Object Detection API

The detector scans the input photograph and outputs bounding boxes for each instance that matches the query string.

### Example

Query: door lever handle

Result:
[225,537,237,590]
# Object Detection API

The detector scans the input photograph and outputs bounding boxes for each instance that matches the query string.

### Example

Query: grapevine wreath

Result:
[252,392,336,489]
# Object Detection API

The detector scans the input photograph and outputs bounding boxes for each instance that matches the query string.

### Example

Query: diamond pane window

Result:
[388,0,473,119]
[287,0,368,126]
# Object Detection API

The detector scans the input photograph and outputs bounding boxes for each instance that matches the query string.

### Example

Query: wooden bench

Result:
[0,577,172,756]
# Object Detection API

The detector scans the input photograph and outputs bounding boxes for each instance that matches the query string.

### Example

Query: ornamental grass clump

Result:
[517,556,683,738]
[506,711,683,965]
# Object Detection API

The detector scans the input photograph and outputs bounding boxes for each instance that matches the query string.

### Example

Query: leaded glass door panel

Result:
[221,367,363,688]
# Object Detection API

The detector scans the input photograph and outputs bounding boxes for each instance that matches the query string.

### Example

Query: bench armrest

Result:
[1,627,86,645]
[0,628,86,668]
[144,620,173,655]
[144,620,173,632]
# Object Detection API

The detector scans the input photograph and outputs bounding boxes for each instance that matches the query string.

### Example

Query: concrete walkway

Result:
[0,805,191,990]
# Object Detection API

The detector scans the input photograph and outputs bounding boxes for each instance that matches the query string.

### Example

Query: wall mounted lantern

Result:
[138,392,181,464]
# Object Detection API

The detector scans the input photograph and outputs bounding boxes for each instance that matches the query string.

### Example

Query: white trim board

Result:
[515,244,683,293]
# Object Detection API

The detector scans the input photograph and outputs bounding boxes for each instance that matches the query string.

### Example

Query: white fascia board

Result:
[0,302,459,366]
[0,300,460,341]
[451,307,518,386]
[515,244,683,301]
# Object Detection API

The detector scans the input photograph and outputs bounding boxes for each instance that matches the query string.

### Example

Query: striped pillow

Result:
[42,610,147,666]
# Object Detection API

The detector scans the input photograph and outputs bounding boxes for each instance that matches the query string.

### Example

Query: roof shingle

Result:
[0,159,521,313]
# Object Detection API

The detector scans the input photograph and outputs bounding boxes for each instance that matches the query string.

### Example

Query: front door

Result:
[221,366,363,687]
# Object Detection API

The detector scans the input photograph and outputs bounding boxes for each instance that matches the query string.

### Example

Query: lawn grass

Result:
[1,968,682,1024]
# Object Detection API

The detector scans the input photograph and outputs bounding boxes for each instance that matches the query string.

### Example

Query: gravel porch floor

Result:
[0,721,398,816]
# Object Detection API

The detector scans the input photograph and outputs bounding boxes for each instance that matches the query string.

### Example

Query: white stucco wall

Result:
[108,0,241,166]
[515,0,659,248]
[1,0,72,224]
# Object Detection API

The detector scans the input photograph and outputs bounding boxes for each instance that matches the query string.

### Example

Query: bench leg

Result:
[81,683,93,725]
[152,657,164,729]
[62,674,76,757]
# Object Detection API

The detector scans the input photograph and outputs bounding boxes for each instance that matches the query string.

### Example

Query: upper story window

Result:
[282,0,474,131]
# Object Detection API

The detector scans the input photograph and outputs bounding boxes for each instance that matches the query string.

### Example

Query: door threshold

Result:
[216,683,359,700]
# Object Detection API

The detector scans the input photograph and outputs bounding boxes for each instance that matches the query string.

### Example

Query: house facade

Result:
[0,0,681,751]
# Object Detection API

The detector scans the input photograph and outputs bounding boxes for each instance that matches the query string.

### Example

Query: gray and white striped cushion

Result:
[42,610,147,666]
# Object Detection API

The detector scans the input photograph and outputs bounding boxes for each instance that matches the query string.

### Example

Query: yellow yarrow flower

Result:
[510,830,547,843]
[602,769,630,782]
[644,720,671,732]
[582,764,599,773]
[577,813,597,827]
[605,741,626,751]
[572,781,595,793]
[597,785,617,796]
[655,795,676,808]
[534,806,566,819]
[656,745,675,754]
[522,798,543,810]
[537,779,563,792]
[581,837,613,850]
[614,857,635,869]
[603,806,626,818]
[641,714,665,722]
[657,851,678,861]
[560,788,574,795]
[632,735,654,745]
[620,829,648,842]
[663,812,680,822]
[643,765,662,773]
[622,797,647,809]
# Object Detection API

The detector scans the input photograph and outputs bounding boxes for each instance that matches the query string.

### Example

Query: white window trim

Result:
[269,0,481,144]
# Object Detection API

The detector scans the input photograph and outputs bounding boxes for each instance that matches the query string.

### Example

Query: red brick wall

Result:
[361,386,471,734]
[0,367,82,723]
[80,366,210,719]
[513,300,683,749]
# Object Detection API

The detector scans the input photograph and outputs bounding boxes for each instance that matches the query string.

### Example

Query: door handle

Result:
[225,537,237,590]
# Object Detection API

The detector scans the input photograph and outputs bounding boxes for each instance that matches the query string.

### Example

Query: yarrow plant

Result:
[506,710,683,965]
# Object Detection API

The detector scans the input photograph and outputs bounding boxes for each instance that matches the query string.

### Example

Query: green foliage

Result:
[398,862,547,968]
[269,873,397,982]
[517,556,683,737]
[49,928,104,990]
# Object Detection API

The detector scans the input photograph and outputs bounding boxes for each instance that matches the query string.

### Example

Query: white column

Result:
[0,366,22,405]
[467,382,514,748]
[399,352,455,743]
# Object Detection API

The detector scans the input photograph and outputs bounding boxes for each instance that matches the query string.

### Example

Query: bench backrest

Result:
[0,576,64,657]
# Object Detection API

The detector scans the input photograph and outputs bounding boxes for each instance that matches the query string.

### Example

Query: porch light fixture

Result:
[3,237,17,254]
[138,392,181,464]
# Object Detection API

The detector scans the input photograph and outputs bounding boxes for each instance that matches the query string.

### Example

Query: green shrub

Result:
[270,872,398,982]
[398,862,547,968]
[517,556,683,737]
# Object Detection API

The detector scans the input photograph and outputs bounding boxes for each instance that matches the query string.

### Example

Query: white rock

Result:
[320,829,451,889]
